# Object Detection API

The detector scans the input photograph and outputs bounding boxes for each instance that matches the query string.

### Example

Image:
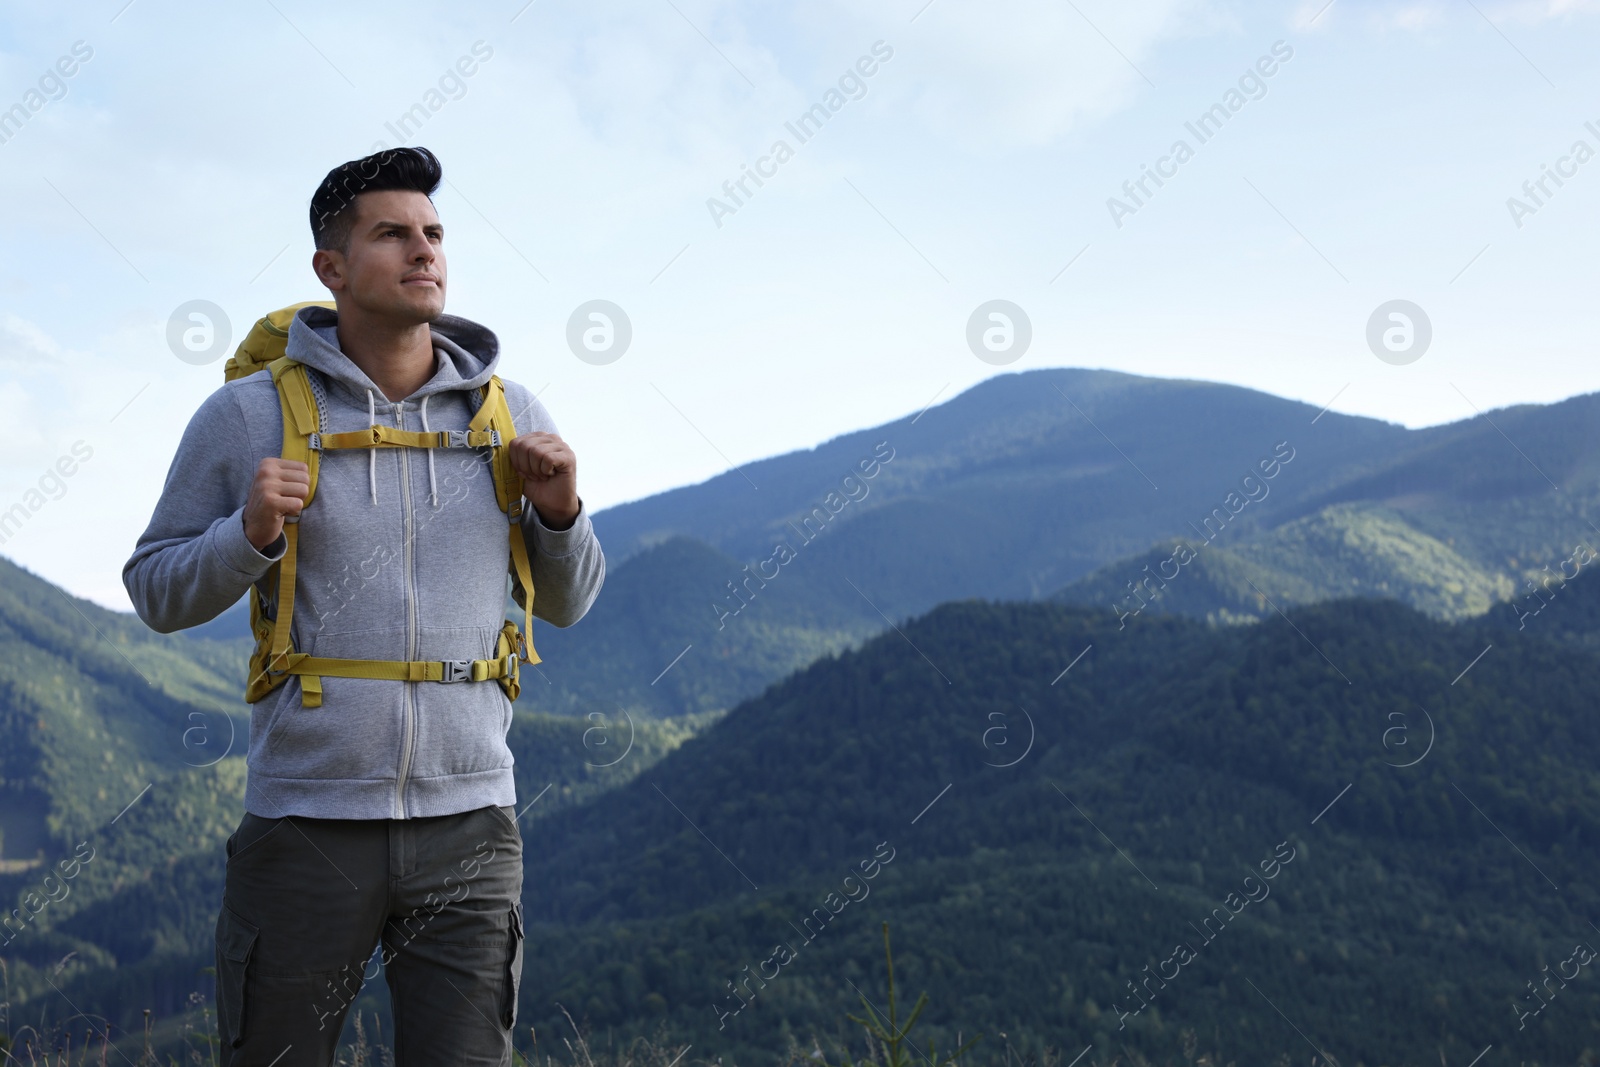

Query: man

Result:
[123,146,605,1064]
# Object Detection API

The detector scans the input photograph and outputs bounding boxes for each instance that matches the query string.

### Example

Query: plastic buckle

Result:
[441,430,472,448]
[489,429,502,447]
[307,432,322,451]
[439,660,472,683]
[507,500,523,525]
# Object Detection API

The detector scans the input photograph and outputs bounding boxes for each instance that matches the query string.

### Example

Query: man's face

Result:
[315,189,447,323]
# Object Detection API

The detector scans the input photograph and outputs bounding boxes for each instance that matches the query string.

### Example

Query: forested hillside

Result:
[8,560,1600,1065]
[507,584,1600,1066]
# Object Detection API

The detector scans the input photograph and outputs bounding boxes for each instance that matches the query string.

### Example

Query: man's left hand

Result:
[507,432,581,531]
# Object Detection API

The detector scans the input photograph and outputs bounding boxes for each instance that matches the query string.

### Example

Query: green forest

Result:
[6,544,1600,1065]
[7,368,1600,1064]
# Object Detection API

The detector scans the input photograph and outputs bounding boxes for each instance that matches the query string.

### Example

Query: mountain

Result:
[509,579,1600,1067]
[547,369,1600,717]
[187,369,1600,722]
[587,368,1406,581]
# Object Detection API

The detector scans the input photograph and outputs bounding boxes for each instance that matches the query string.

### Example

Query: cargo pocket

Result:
[216,906,258,1047]
[502,902,524,1029]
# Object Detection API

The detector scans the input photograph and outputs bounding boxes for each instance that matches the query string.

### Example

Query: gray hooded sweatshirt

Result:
[123,305,605,821]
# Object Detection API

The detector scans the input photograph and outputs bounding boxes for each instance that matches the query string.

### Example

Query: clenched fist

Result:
[244,458,311,551]
[507,432,580,531]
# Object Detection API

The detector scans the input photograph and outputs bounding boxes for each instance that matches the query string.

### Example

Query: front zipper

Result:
[394,399,419,819]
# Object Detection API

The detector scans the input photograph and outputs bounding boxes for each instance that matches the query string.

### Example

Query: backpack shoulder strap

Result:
[245,358,323,704]
[471,376,540,667]
[269,357,320,501]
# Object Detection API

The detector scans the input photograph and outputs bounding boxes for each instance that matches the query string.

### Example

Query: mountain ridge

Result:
[29,368,1600,726]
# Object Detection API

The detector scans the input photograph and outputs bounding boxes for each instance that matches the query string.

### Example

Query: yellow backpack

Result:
[225,301,539,707]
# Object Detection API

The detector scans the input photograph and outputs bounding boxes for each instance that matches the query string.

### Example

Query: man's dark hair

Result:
[309,146,443,254]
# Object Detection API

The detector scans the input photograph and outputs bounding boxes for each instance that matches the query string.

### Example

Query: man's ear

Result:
[313,249,348,293]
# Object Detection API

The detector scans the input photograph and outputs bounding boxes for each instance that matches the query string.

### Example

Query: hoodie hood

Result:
[285,303,503,405]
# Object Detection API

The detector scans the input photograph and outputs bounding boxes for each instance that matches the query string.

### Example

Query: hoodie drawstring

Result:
[367,389,378,506]
[419,394,439,508]
[360,388,441,508]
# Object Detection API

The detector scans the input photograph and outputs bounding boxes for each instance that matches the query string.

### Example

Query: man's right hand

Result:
[244,458,311,551]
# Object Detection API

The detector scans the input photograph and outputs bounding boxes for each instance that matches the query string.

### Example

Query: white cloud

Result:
[1496,0,1600,22]
[788,0,1202,147]
[1,312,66,364]
[1293,0,1600,30]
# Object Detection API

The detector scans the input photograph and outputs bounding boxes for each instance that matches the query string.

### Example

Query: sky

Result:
[1,0,1598,610]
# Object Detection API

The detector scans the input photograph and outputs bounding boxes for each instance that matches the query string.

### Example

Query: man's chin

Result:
[399,285,446,320]
[349,289,446,324]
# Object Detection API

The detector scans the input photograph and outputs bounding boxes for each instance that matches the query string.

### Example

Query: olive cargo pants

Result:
[214,803,524,1065]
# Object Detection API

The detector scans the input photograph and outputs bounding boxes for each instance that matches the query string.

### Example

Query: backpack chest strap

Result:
[311,426,502,451]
